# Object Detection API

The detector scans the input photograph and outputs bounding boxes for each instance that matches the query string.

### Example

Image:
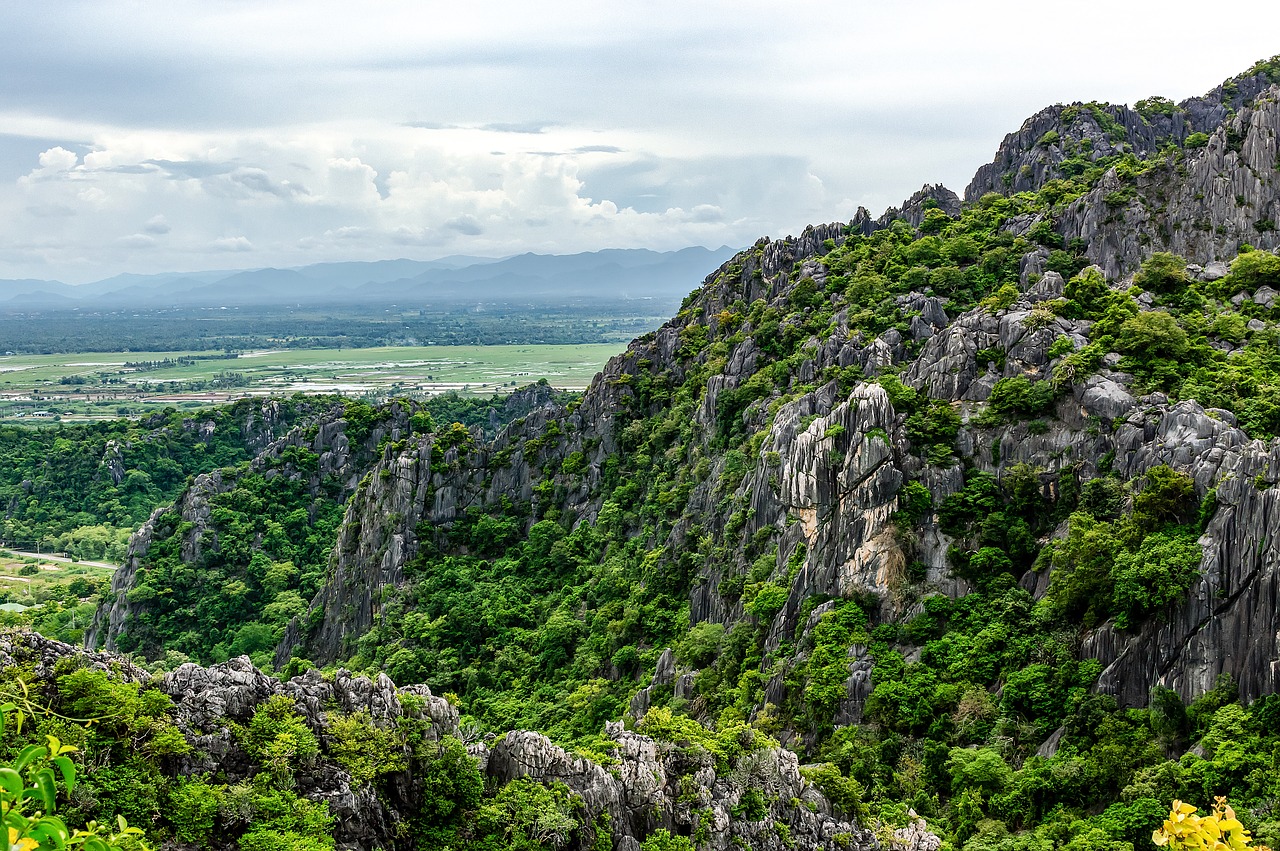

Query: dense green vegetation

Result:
[0,392,534,663]
[103,393,545,668]
[0,398,328,556]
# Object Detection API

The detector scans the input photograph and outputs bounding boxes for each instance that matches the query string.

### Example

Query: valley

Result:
[0,343,623,420]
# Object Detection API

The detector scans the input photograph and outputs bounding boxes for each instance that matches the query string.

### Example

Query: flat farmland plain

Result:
[0,343,626,421]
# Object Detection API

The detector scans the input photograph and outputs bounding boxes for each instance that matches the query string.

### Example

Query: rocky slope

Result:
[2,629,884,851]
[1058,85,1280,277]
[283,221,1280,712]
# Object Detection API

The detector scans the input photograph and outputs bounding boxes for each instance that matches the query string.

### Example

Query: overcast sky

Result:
[0,2,1277,282]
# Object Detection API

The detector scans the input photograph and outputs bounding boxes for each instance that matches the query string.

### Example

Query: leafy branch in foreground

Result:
[0,698,148,851]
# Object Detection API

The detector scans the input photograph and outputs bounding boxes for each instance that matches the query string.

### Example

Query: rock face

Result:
[488,726,877,851]
[964,64,1280,277]
[1058,87,1280,277]
[965,62,1280,200]
[2,630,881,851]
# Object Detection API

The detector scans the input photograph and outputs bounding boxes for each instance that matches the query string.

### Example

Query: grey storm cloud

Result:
[142,216,171,235]
[478,121,556,134]
[444,215,484,236]
[225,168,309,199]
[143,160,239,180]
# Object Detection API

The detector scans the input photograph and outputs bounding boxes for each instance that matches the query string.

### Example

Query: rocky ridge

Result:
[965,59,1280,200]
[1058,84,1280,277]
[284,222,1280,726]
[2,630,885,851]
[87,398,417,654]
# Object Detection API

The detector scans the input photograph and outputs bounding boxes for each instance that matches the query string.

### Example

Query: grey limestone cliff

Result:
[965,60,1280,201]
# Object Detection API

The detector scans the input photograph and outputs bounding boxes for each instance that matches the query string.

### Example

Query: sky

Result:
[0,2,1277,283]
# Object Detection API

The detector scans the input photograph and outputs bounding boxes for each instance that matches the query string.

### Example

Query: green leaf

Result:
[27,817,69,850]
[34,769,57,814]
[14,744,47,773]
[0,767,24,797]
[50,757,75,796]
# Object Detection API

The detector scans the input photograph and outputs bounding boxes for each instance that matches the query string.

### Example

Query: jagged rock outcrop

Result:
[1058,87,1280,277]
[876,184,961,229]
[488,726,877,851]
[2,630,887,851]
[966,60,1280,200]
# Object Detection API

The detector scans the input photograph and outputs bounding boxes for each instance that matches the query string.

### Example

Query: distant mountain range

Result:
[0,247,739,310]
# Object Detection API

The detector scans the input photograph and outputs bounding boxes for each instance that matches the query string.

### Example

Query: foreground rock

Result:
[0,631,886,851]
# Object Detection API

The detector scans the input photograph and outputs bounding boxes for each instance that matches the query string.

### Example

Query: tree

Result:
[1135,253,1189,293]
[1117,312,1189,361]
[1229,251,1280,290]
[0,703,149,850]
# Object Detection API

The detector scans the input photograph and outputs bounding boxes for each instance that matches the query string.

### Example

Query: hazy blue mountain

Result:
[0,246,736,310]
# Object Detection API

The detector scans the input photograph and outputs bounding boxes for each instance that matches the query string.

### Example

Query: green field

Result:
[0,343,626,421]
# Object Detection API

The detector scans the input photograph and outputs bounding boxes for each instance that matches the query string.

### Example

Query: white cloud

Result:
[143,214,171,234]
[211,236,253,252]
[36,147,78,173]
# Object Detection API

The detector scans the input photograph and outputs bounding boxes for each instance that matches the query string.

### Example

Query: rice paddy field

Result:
[0,343,626,421]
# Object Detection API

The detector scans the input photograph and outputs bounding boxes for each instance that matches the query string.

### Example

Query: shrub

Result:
[1111,528,1202,629]
[899,480,933,519]
[641,830,697,851]
[676,622,726,668]
[747,583,789,621]
[988,376,1056,420]
[170,781,222,847]
[1229,250,1280,289]
[1116,311,1189,361]
[1134,252,1188,293]
[242,695,319,781]
[324,711,405,786]
[476,778,586,849]
[1047,336,1076,358]
[0,704,148,851]
[982,284,1021,312]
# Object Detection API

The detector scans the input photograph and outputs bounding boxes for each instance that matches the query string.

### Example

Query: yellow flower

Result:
[8,826,39,851]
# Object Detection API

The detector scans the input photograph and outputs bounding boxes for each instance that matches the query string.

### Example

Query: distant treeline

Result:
[0,301,674,354]
[122,354,241,370]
